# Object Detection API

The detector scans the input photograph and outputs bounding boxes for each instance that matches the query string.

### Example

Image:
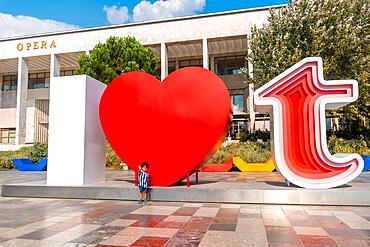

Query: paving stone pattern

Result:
[0,197,369,246]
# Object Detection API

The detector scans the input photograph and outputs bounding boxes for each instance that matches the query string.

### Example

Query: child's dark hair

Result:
[141,162,149,168]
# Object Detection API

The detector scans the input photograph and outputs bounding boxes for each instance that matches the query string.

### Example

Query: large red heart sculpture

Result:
[99,67,231,186]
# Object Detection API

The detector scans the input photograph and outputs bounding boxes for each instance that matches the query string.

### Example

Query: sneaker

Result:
[138,199,142,205]
[143,199,148,205]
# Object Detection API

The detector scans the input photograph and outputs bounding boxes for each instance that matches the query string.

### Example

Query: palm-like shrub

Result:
[207,142,271,164]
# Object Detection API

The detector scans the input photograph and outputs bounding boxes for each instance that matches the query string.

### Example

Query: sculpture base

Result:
[2,171,370,206]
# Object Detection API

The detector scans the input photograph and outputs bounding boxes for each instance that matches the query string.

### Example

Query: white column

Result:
[247,38,254,80]
[47,75,106,185]
[247,37,255,133]
[202,38,209,70]
[15,57,28,145]
[160,43,168,81]
[248,83,255,133]
[247,61,254,80]
[50,54,60,77]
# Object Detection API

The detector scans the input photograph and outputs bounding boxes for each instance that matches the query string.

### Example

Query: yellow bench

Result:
[233,157,275,172]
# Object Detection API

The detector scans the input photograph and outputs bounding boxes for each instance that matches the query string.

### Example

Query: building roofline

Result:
[0,4,286,42]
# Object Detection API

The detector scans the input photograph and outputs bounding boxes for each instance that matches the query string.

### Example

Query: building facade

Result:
[0,6,281,148]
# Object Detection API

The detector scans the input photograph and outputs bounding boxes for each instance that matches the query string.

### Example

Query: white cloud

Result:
[103,0,206,25]
[0,13,78,39]
[103,5,129,25]
[133,0,206,22]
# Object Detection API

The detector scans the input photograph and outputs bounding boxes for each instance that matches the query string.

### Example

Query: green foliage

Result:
[328,136,370,155]
[207,142,271,164]
[28,143,48,163]
[0,154,18,169]
[207,136,369,166]
[105,143,122,169]
[240,131,270,142]
[244,0,370,139]
[75,36,159,84]
[0,143,47,170]
[0,146,33,170]
[0,142,123,170]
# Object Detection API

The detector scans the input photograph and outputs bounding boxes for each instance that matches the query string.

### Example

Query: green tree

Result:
[75,36,159,84]
[243,0,370,139]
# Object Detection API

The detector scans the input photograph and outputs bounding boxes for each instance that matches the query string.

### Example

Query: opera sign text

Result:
[17,40,56,51]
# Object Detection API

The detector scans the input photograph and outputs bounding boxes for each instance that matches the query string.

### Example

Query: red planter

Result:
[199,158,233,172]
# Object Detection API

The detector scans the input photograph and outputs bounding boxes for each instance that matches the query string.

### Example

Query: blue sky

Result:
[0,0,286,27]
[0,0,287,38]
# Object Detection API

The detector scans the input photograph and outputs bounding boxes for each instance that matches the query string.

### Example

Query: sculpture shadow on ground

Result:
[111,178,218,187]
[265,181,352,189]
[172,180,218,187]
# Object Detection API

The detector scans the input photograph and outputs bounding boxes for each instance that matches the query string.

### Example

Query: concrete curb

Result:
[2,184,370,206]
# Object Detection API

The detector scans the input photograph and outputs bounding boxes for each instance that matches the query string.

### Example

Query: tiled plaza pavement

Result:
[0,196,369,247]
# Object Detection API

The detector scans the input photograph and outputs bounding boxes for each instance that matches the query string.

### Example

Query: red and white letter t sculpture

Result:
[254,57,364,189]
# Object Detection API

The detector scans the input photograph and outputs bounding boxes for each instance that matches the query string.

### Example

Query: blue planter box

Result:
[13,158,47,171]
[362,156,370,172]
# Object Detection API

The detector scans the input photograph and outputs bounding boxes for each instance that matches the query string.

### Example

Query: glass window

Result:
[216,57,225,75]
[215,56,246,75]
[168,61,176,74]
[154,66,161,79]
[60,70,75,76]
[190,60,201,66]
[179,60,189,68]
[0,128,16,144]
[1,131,7,138]
[229,121,246,140]
[2,75,17,91]
[231,94,245,112]
[28,72,50,89]
[179,59,202,68]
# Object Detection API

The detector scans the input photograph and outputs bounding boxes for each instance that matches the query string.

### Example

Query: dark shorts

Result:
[139,186,148,192]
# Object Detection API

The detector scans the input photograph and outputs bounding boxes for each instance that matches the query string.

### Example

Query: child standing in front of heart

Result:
[138,162,150,205]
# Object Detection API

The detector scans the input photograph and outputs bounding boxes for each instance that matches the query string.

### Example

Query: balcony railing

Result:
[218,74,245,89]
